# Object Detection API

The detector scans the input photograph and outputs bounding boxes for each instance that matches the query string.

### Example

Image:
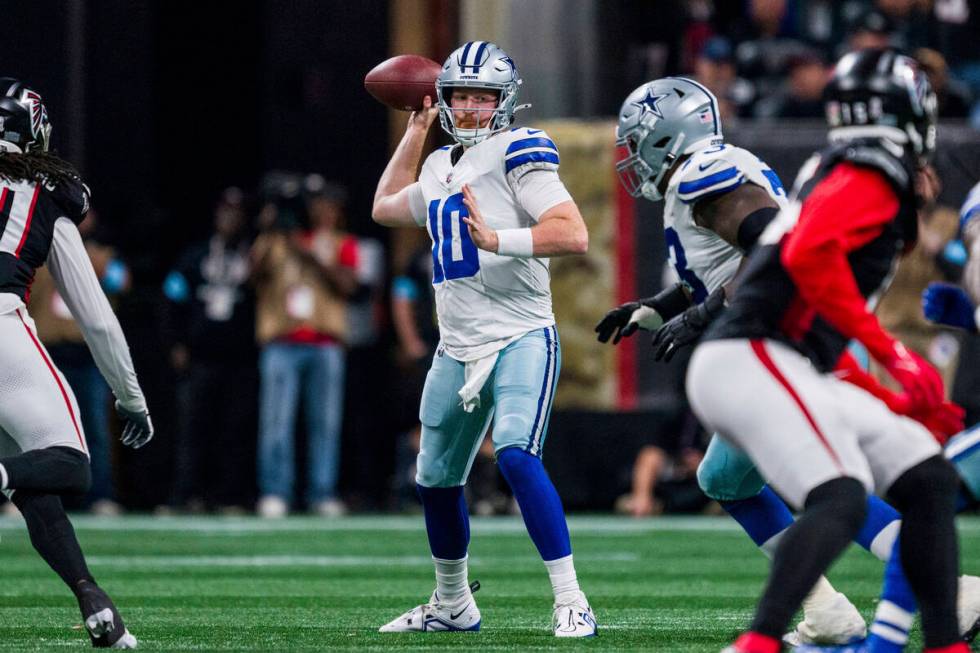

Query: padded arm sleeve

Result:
[47,218,146,413]
[781,164,901,363]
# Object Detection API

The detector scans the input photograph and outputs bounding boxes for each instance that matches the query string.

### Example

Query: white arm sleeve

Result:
[407,182,427,227]
[48,218,146,412]
[513,170,573,221]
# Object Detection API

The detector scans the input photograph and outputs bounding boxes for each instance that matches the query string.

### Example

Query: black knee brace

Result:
[887,454,959,512]
[1,446,91,495]
[804,476,868,534]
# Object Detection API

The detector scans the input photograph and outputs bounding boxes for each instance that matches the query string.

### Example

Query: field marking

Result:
[2,514,980,536]
[83,552,639,568]
[0,515,747,535]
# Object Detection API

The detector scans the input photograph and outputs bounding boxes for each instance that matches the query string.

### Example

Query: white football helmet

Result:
[436,41,525,147]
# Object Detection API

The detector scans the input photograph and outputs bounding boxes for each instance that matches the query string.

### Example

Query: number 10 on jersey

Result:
[428,192,480,283]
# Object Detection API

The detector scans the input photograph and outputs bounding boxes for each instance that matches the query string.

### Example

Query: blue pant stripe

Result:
[535,329,560,457]
[526,326,554,454]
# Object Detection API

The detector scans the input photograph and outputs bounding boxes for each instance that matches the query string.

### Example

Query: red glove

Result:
[906,400,965,445]
[880,342,945,413]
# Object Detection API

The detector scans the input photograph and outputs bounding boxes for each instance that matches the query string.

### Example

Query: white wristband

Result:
[974,305,980,331]
[495,228,534,258]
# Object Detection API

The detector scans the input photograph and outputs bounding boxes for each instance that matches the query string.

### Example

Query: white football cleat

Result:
[379,589,481,632]
[959,574,980,641]
[783,592,866,646]
[77,582,138,649]
[553,591,598,637]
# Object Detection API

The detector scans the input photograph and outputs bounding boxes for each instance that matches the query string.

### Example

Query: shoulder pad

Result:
[47,177,91,225]
[504,128,559,183]
[674,146,746,204]
[832,144,912,194]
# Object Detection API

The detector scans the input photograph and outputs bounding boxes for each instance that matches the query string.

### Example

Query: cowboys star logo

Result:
[633,89,668,120]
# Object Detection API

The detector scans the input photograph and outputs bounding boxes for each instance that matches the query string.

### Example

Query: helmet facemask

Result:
[436,42,526,147]
[616,121,688,202]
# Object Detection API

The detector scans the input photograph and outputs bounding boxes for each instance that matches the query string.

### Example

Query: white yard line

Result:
[83,552,639,568]
[2,514,980,536]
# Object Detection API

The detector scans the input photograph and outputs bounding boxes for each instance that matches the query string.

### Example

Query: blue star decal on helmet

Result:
[633,89,669,119]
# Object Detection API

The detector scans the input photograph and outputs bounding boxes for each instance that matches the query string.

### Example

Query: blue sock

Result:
[867,537,916,653]
[417,485,469,560]
[496,447,571,561]
[854,495,901,560]
[720,486,794,553]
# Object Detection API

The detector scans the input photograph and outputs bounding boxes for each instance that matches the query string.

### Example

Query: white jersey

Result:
[408,127,572,361]
[662,144,789,303]
[961,180,980,230]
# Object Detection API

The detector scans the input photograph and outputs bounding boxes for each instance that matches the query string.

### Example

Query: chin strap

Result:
[513,103,532,114]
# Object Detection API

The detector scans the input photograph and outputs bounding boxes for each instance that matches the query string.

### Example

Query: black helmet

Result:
[824,49,937,161]
[0,78,51,153]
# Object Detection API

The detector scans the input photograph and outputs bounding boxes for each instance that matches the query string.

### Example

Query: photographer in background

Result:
[251,173,357,518]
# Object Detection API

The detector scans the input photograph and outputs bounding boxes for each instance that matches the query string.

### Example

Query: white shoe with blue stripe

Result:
[379,588,481,633]
[553,592,598,637]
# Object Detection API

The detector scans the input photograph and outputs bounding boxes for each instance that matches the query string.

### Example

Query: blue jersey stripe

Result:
[505,151,559,173]
[506,137,558,155]
[679,176,744,204]
[677,167,739,195]
[961,205,980,232]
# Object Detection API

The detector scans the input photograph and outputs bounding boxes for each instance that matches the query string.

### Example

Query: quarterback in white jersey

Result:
[372,42,596,637]
[406,124,574,361]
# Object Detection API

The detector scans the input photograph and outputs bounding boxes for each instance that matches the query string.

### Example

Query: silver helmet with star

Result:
[615,77,723,201]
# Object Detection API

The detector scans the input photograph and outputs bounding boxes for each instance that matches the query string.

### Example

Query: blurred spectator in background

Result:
[693,36,756,120]
[251,174,356,518]
[162,188,256,513]
[308,178,388,511]
[874,0,932,51]
[27,208,129,516]
[754,51,829,119]
[931,0,980,99]
[729,0,814,102]
[845,9,895,53]
[390,243,439,509]
[615,410,708,518]
[915,47,974,118]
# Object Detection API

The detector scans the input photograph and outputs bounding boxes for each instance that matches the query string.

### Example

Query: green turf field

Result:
[1,514,977,651]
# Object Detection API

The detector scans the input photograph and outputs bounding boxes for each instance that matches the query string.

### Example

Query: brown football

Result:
[364,55,442,111]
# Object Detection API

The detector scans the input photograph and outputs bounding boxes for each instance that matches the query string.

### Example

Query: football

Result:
[364,54,442,111]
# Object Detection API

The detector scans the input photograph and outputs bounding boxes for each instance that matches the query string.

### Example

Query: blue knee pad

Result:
[697,435,766,502]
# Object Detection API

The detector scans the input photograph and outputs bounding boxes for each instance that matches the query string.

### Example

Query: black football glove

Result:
[651,288,726,361]
[115,401,154,449]
[595,284,692,345]
[596,302,648,344]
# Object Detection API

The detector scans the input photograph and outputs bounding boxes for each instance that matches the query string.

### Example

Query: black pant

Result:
[171,359,258,507]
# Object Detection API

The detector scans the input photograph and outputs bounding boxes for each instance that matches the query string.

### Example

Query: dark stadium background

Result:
[1,0,979,511]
